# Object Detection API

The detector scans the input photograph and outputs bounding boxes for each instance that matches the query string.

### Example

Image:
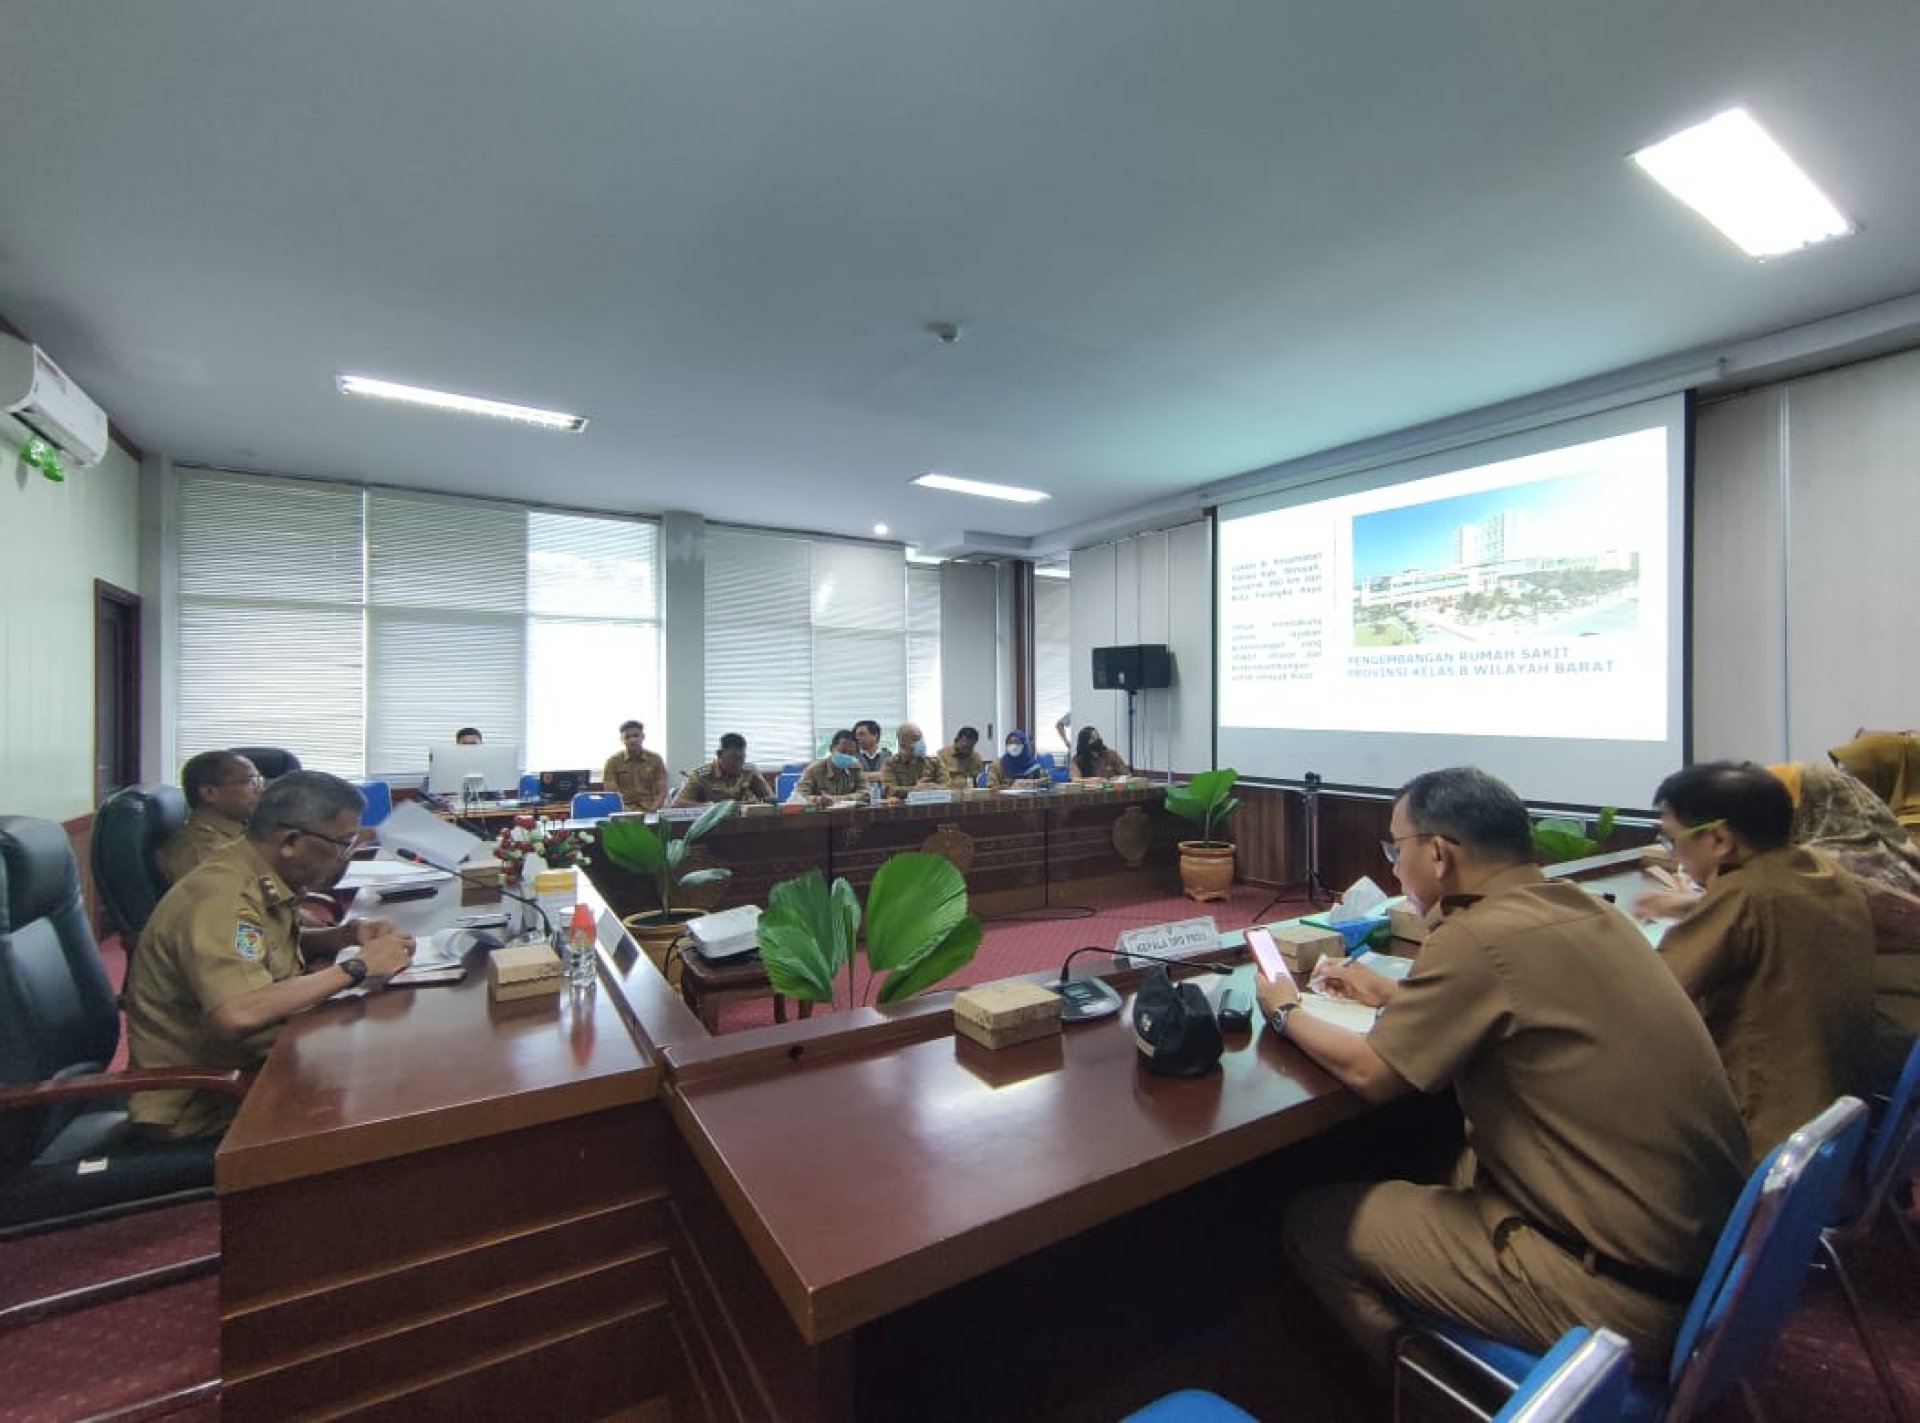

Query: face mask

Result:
[1005,742,1024,757]
[1089,739,1103,752]
[830,752,857,769]
[913,740,927,756]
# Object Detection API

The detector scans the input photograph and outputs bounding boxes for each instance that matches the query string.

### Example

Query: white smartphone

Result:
[1244,926,1294,985]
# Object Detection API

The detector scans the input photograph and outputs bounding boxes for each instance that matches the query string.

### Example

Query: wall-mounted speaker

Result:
[1092,644,1173,690]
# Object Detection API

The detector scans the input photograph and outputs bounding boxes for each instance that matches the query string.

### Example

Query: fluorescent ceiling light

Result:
[913,472,1050,504]
[905,546,943,565]
[1034,565,1071,580]
[335,374,588,431]
[1630,107,1854,258]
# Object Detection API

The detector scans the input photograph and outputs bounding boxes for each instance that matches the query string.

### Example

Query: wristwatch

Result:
[337,952,369,987]
[1265,1001,1300,1037]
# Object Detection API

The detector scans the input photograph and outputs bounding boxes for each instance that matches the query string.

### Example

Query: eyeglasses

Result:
[283,824,367,858]
[221,774,267,789]
[1381,832,1459,865]
[1656,817,1726,853]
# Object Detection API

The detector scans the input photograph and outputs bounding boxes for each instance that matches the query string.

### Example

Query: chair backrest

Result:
[89,783,189,940]
[570,792,622,820]
[0,817,123,1174]
[1860,1035,1920,1210]
[1665,1095,1870,1418]
[519,773,543,802]
[228,746,301,780]
[1493,1328,1631,1422]
[775,772,801,802]
[975,770,991,788]
[355,780,393,827]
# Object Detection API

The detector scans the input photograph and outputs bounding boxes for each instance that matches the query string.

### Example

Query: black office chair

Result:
[90,782,189,946]
[228,745,301,780]
[0,816,249,1323]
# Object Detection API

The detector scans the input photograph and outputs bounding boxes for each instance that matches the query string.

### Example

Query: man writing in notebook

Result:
[1256,767,1747,1372]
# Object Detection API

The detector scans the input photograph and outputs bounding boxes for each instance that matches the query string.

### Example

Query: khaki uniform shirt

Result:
[677,760,774,805]
[602,748,670,811]
[985,760,1049,790]
[1071,748,1131,781]
[1659,845,1875,1164]
[937,745,986,790]
[880,753,941,793]
[796,757,864,799]
[1370,865,1747,1281]
[124,840,306,1139]
[155,806,248,884]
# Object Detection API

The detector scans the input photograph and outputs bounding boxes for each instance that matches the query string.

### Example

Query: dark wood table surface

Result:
[668,960,1368,1345]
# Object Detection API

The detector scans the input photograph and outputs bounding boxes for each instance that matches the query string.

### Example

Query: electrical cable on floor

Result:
[975,905,1099,923]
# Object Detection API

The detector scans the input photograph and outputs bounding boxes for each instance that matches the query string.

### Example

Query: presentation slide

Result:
[1215,396,1687,808]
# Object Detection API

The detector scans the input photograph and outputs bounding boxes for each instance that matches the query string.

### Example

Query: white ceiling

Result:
[4,1,1919,557]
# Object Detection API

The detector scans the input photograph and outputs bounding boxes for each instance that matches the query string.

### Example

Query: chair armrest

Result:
[0,1067,253,1112]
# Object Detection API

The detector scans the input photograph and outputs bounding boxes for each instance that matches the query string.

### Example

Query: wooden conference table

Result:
[211,840,1670,1418]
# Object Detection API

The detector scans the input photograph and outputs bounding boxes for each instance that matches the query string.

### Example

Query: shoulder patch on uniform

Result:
[234,921,266,961]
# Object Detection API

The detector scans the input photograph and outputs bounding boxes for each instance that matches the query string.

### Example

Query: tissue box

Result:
[1270,923,1343,975]
[488,943,563,1003]
[1303,915,1392,953]
[459,861,503,906]
[952,980,1063,1050]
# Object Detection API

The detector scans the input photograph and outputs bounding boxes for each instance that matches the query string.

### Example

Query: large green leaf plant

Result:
[1164,766,1243,846]
[597,798,738,914]
[758,852,984,1008]
[1531,807,1617,864]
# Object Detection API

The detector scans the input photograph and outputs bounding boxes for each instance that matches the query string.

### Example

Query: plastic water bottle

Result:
[565,903,597,988]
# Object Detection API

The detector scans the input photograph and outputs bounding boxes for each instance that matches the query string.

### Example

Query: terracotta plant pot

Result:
[1177,840,1236,903]
[621,908,709,983]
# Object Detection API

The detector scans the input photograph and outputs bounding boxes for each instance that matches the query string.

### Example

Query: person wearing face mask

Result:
[1070,725,1130,782]
[796,729,866,804]
[878,722,940,798]
[985,730,1049,790]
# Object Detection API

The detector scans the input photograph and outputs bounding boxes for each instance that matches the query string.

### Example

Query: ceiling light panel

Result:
[912,472,1050,504]
[336,374,589,431]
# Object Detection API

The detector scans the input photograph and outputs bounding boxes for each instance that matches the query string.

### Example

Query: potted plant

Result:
[494,814,595,877]
[1532,806,1618,865]
[1165,766,1242,902]
[756,852,984,1009]
[598,799,738,972]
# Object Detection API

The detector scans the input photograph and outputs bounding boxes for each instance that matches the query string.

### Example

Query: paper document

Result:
[1329,876,1390,922]
[338,858,451,889]
[1298,994,1379,1033]
[378,800,488,868]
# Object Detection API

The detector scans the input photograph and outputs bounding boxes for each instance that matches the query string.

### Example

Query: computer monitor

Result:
[426,741,523,796]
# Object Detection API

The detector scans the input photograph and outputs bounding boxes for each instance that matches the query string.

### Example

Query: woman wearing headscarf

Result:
[1773,759,1920,1089]
[1829,730,1920,838]
[984,730,1049,790]
[1070,726,1130,782]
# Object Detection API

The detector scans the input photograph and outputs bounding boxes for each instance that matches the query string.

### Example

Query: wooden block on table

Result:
[1387,904,1429,945]
[1271,923,1342,975]
[953,980,1063,1050]
[488,943,564,1003]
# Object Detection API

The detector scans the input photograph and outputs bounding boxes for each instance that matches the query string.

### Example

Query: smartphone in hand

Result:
[1244,925,1294,985]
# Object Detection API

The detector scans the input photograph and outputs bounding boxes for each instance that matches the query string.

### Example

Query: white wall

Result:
[1693,344,1920,764]
[939,562,999,745]
[0,435,141,821]
[1068,520,1212,775]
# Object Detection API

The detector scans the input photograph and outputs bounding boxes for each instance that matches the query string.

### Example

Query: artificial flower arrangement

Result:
[495,814,596,872]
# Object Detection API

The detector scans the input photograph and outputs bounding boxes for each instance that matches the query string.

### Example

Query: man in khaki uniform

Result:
[602,719,670,811]
[156,750,263,883]
[1257,767,1747,1371]
[936,726,986,790]
[878,722,940,798]
[125,772,415,1139]
[675,732,775,806]
[1652,760,1875,1165]
[796,730,865,802]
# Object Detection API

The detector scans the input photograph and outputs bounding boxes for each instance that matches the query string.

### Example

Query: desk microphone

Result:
[394,848,555,946]
[1051,944,1233,1023]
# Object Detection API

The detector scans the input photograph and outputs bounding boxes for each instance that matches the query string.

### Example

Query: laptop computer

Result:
[537,768,593,801]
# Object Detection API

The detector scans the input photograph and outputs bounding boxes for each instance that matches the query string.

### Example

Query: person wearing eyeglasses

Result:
[1265,767,1748,1377]
[155,750,266,883]
[1648,760,1875,1166]
[124,771,416,1140]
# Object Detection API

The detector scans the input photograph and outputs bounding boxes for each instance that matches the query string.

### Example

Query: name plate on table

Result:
[1116,915,1220,963]
[905,789,954,805]
[657,806,706,822]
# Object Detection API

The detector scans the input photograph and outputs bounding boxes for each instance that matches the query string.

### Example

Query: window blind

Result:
[907,563,943,741]
[1034,574,1072,745]
[704,530,814,768]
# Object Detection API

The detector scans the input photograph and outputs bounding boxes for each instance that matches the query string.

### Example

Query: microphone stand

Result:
[1249,769,1331,924]
[395,849,556,950]
[1051,943,1234,1023]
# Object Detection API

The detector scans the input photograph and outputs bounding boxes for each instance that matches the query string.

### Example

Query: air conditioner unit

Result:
[0,333,110,468]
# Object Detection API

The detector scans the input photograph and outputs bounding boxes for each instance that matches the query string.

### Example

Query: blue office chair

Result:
[1049,764,1072,784]
[975,770,991,788]
[781,762,805,775]
[569,791,623,820]
[355,779,392,827]
[519,772,543,802]
[1819,1036,1920,1418]
[1492,1328,1631,1422]
[775,771,801,801]
[1121,1390,1256,1422]
[1396,1095,1870,1423]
